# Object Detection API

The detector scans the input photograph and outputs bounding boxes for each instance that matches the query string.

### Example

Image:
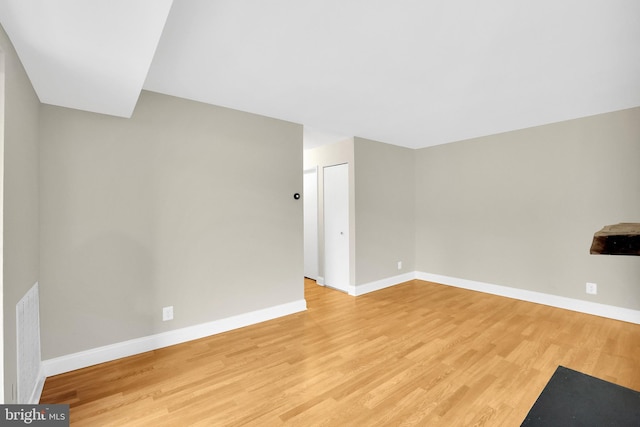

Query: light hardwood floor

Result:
[41,278,640,426]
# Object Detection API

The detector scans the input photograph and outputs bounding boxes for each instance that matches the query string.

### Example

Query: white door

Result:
[303,167,318,280]
[324,163,349,292]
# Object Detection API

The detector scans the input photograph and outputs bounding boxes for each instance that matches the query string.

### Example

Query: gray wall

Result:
[39,91,303,359]
[415,107,640,309]
[354,137,415,285]
[1,25,41,402]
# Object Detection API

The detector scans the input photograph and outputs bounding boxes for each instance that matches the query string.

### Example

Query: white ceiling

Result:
[1,0,639,149]
[0,0,173,117]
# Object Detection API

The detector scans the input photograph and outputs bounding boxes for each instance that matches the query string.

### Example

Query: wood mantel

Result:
[590,223,640,255]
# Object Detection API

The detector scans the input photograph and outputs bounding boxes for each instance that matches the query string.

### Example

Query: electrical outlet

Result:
[397,261,402,270]
[586,282,597,295]
[163,306,174,321]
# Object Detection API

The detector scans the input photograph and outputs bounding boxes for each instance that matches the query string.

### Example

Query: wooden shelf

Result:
[590,223,640,256]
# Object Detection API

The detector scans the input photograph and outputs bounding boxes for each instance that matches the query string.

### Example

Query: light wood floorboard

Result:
[41,278,640,425]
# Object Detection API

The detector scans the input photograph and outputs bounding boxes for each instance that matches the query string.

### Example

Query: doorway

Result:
[303,167,318,280]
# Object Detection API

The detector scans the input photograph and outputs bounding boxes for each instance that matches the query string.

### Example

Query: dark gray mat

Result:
[521,366,640,426]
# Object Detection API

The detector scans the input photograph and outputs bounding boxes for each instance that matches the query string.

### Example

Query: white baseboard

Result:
[39,272,639,392]
[28,369,46,404]
[42,299,307,378]
[316,276,325,286]
[348,272,417,296]
[416,271,640,325]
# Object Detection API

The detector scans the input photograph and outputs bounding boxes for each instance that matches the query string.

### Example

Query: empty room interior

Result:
[1,1,639,425]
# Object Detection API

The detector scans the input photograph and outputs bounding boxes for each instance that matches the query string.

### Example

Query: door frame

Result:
[303,167,318,280]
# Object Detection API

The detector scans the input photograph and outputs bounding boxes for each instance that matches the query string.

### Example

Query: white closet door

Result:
[323,163,349,292]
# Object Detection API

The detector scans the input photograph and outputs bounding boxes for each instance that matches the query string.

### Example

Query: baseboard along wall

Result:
[37,271,640,403]
[350,271,640,325]
[415,272,640,325]
[42,299,307,379]
[349,272,417,296]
